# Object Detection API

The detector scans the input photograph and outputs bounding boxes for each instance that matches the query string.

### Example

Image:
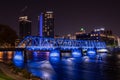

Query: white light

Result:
[50,52,59,57]
[97,49,108,52]
[14,55,23,60]
[46,11,53,13]
[72,52,80,56]
[83,56,90,62]
[43,72,49,77]
[117,54,120,59]
[88,51,96,54]
[100,28,105,31]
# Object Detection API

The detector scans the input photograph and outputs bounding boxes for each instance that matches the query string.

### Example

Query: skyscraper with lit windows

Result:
[19,16,31,39]
[38,11,54,38]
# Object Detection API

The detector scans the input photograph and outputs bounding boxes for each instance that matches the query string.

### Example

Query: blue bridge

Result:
[18,36,106,50]
[13,36,107,67]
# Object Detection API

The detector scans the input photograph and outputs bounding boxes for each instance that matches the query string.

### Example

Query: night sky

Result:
[0,0,120,36]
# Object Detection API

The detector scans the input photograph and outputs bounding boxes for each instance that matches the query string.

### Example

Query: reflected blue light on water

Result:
[49,57,60,63]
[12,49,120,80]
[99,53,107,58]
[27,61,57,80]
[82,56,90,62]
[33,51,38,61]
[50,50,60,57]
[49,50,60,63]
[65,58,74,65]
[13,51,24,68]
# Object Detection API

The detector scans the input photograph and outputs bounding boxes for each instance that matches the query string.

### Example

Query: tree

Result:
[0,24,18,47]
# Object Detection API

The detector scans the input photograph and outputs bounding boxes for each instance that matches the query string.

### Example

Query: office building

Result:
[38,11,54,38]
[19,16,31,39]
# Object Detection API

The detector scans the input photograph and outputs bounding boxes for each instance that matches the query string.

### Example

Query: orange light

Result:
[0,52,3,59]
[7,51,13,59]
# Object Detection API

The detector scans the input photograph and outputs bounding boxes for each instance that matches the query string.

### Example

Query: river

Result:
[25,52,120,80]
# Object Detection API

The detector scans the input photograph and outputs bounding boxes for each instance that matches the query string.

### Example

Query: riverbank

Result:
[0,61,42,80]
[0,69,13,80]
[0,62,27,80]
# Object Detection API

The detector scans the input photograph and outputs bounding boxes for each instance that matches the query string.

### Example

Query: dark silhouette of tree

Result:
[0,24,18,46]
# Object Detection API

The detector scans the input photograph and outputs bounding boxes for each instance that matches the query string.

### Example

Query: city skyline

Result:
[0,0,120,36]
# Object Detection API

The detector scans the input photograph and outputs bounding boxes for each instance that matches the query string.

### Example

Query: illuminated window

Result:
[49,14,53,18]
[91,34,93,36]
[96,34,98,36]
[8,51,13,59]
[44,30,47,32]
[45,27,47,30]
[47,32,49,35]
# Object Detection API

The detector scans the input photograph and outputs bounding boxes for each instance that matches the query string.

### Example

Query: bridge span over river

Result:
[13,36,107,67]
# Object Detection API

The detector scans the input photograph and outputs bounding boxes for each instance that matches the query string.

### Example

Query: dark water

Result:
[26,53,120,80]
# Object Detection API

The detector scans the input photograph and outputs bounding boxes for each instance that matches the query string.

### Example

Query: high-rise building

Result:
[117,37,120,47]
[38,11,54,38]
[19,16,31,39]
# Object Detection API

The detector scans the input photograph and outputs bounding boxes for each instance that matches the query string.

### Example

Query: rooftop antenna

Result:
[21,6,28,12]
[21,6,28,16]
[20,0,28,16]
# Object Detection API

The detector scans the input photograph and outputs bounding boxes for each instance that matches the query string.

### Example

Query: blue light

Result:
[18,36,107,52]
[97,48,108,53]
[72,49,82,58]
[97,53,107,60]
[49,50,60,62]
[83,56,90,62]
[49,57,60,63]
[13,51,24,68]
[87,48,96,58]
[39,13,43,36]
[50,50,60,57]
[33,51,38,61]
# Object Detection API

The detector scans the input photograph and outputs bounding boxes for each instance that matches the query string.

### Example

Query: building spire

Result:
[21,6,28,13]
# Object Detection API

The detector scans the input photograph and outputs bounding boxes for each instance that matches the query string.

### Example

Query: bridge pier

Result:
[49,49,60,58]
[86,48,97,58]
[49,49,60,62]
[72,49,82,58]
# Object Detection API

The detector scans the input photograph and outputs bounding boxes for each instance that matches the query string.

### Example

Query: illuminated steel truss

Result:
[17,36,106,50]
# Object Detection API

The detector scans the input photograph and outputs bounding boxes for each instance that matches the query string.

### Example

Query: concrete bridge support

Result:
[72,49,82,58]
[49,49,60,62]
[86,48,96,58]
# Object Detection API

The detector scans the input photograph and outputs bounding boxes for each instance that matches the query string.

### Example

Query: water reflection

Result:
[13,51,24,68]
[18,52,120,80]
[27,61,57,80]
